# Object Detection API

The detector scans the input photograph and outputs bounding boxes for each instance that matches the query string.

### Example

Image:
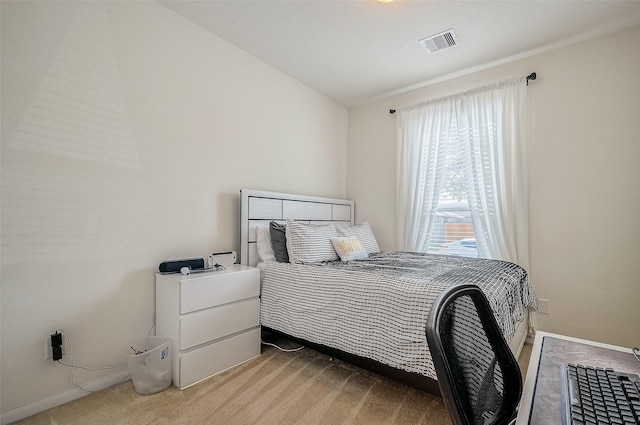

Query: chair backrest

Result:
[425,284,522,425]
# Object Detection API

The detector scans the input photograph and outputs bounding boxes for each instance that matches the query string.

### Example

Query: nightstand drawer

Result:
[180,267,259,314]
[179,327,261,388]
[179,298,260,350]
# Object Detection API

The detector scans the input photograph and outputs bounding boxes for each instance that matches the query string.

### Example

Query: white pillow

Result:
[337,221,380,254]
[256,226,276,262]
[285,219,339,263]
[331,237,368,261]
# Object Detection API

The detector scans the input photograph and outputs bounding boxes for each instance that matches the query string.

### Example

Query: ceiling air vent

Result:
[419,28,458,53]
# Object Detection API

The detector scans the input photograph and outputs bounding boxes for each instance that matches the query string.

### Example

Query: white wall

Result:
[348,26,640,348]
[0,1,347,421]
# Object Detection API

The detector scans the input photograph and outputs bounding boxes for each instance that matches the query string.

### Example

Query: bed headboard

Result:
[240,189,354,267]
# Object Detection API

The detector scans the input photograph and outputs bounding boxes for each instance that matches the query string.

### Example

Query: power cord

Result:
[147,315,155,336]
[55,328,129,392]
[633,347,640,363]
[261,339,305,352]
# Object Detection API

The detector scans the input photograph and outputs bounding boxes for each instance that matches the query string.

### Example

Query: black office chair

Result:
[425,284,522,425]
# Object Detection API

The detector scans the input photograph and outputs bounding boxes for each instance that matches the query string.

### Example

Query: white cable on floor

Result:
[261,339,305,352]
[56,328,128,392]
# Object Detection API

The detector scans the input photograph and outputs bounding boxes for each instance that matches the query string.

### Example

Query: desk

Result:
[516,331,640,424]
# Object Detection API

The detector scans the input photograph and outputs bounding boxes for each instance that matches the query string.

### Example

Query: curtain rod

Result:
[389,71,537,114]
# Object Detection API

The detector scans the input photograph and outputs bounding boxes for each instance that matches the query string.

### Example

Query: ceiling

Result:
[159,1,640,107]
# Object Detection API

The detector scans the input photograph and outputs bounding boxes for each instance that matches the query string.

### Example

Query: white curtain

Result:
[396,77,530,268]
[396,100,453,251]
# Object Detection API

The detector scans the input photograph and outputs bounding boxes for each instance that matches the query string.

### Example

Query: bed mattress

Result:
[259,251,537,380]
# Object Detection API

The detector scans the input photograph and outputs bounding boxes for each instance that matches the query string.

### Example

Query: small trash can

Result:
[124,336,172,395]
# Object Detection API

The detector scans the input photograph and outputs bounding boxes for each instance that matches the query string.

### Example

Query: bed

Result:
[240,189,537,394]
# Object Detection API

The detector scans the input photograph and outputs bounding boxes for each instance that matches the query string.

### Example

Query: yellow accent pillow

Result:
[331,237,368,261]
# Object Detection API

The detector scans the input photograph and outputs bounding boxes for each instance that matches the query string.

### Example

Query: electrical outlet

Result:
[44,334,65,360]
[538,298,549,314]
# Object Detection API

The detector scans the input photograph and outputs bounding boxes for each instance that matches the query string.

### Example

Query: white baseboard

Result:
[0,372,130,425]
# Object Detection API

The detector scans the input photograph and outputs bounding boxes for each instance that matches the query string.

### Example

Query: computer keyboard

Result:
[562,363,640,425]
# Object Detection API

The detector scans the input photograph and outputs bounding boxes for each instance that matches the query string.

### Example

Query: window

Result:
[428,118,478,258]
[396,77,529,266]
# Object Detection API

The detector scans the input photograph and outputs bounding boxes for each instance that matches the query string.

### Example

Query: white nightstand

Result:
[155,265,261,389]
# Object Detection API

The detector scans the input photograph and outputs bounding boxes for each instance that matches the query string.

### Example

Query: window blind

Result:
[427,116,479,258]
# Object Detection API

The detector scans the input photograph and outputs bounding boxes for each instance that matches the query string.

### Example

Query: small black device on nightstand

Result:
[159,258,205,274]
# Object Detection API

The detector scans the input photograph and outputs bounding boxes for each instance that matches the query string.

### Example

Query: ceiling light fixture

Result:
[377,0,394,3]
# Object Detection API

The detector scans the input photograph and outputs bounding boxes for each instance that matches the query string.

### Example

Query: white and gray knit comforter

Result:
[259,251,537,380]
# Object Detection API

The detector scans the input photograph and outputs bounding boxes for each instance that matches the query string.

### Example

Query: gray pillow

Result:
[337,221,380,254]
[285,219,339,263]
[269,221,289,263]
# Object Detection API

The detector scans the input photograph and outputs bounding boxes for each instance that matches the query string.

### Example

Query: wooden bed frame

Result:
[239,188,529,394]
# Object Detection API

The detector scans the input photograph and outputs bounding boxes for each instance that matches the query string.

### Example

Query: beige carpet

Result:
[15,340,532,425]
